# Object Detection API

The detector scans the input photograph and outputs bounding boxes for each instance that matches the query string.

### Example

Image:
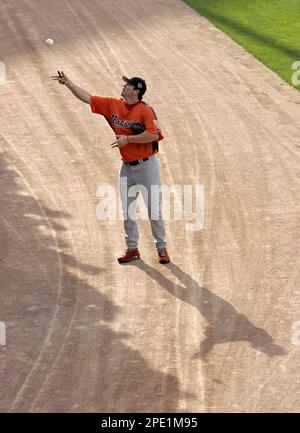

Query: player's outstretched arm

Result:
[51,70,91,105]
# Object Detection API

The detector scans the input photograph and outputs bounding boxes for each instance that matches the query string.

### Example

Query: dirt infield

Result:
[0,0,299,412]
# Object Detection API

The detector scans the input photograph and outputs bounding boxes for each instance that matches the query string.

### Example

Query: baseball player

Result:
[51,71,170,264]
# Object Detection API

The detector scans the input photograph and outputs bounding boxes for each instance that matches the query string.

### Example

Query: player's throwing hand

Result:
[51,70,69,85]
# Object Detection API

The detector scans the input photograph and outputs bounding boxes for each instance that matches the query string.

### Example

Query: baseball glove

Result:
[131,122,159,153]
[131,123,146,135]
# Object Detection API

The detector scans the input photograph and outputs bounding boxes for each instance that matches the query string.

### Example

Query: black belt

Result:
[124,157,149,166]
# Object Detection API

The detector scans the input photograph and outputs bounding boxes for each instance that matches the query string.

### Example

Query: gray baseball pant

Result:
[119,154,167,250]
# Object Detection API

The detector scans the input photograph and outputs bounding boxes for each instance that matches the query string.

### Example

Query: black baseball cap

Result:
[122,76,147,97]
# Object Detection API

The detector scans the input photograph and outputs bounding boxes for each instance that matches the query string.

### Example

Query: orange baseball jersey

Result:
[90,95,164,162]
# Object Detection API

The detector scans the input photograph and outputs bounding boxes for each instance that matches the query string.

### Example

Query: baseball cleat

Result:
[118,248,140,264]
[157,247,170,264]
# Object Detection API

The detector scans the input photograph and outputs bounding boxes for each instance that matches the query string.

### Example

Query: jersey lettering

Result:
[90,95,163,162]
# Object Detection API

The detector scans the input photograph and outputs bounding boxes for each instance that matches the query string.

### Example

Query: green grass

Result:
[184,0,300,89]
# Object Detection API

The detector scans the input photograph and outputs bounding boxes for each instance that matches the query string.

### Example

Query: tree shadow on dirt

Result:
[132,260,287,361]
[0,153,189,412]
[1,0,298,65]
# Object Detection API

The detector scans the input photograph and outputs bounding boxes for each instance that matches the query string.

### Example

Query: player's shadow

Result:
[132,260,286,361]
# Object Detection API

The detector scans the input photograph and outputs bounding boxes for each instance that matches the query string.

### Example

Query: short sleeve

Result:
[90,95,111,117]
[142,105,164,140]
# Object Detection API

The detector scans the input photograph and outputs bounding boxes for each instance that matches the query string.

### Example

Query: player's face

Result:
[121,83,138,99]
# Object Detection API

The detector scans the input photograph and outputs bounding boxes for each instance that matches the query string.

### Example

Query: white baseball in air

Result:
[46,38,54,45]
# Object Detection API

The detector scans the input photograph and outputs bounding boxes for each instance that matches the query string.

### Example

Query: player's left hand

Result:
[111,135,129,148]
